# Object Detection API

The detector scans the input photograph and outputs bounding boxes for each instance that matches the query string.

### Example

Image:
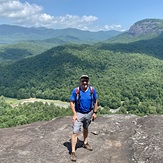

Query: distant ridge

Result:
[0,24,121,44]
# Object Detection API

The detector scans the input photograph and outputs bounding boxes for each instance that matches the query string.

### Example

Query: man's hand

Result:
[92,113,97,121]
[72,114,78,124]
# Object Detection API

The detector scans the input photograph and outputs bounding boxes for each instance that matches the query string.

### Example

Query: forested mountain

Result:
[0,19,163,116]
[0,24,121,63]
[97,32,163,59]
[107,19,163,43]
[0,41,57,63]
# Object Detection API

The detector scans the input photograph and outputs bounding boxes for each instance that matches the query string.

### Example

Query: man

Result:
[70,75,98,162]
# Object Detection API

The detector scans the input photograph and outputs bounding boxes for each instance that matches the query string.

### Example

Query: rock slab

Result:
[0,115,163,163]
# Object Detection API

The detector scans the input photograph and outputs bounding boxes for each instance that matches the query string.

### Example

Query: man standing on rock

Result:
[70,75,98,161]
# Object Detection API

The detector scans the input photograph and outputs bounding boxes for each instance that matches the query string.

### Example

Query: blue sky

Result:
[0,0,163,31]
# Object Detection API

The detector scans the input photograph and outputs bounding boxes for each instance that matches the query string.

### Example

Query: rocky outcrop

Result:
[0,115,163,163]
[128,19,163,36]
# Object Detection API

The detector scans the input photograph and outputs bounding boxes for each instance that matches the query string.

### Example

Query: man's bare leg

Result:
[83,128,88,144]
[83,128,93,151]
[71,133,78,152]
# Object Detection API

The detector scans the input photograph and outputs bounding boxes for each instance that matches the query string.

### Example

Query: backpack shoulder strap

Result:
[76,87,80,94]
[76,86,80,111]
[89,86,95,109]
[90,86,94,95]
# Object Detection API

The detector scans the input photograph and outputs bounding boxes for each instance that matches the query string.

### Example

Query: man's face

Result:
[80,78,89,90]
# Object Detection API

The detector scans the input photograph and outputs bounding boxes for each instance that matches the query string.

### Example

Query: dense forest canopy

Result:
[0,42,163,117]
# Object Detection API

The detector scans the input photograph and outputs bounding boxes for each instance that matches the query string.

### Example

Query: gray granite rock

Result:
[0,115,163,163]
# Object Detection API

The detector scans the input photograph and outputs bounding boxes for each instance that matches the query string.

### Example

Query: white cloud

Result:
[0,0,124,31]
[55,14,98,29]
[0,0,42,18]
[104,24,123,31]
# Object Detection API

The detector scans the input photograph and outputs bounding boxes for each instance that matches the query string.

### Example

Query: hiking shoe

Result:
[70,152,76,162]
[83,143,93,151]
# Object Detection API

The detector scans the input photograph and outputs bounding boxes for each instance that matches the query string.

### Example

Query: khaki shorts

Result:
[72,110,93,133]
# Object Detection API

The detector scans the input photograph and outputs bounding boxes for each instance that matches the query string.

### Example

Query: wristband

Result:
[93,111,97,114]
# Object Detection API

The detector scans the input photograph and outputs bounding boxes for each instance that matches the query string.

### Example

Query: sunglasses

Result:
[81,79,89,83]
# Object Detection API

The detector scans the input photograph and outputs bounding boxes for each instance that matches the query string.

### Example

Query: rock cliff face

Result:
[0,115,163,163]
[128,19,163,36]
